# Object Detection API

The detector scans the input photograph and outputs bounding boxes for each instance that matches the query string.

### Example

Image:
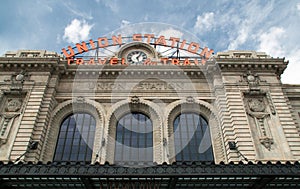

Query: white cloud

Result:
[297,3,300,11]
[100,0,119,13]
[222,1,274,50]
[194,12,215,33]
[281,49,300,84]
[228,26,249,50]
[258,27,286,57]
[158,28,183,39]
[121,20,130,28]
[63,2,93,20]
[257,27,300,84]
[63,19,94,44]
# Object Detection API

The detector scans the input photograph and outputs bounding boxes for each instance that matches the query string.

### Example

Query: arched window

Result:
[54,113,96,162]
[115,113,153,163]
[173,113,214,161]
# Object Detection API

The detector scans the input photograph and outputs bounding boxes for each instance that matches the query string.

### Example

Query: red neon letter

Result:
[76,58,84,65]
[121,58,127,65]
[161,58,169,64]
[89,39,96,49]
[194,59,199,65]
[169,37,180,48]
[183,58,191,65]
[171,59,179,65]
[88,58,95,65]
[76,41,89,54]
[144,34,155,43]
[67,58,74,65]
[133,34,142,42]
[97,58,107,65]
[110,58,118,65]
[98,37,109,48]
[112,35,122,45]
[187,42,200,54]
[155,35,166,46]
[179,39,186,49]
[62,46,75,58]
[200,47,214,64]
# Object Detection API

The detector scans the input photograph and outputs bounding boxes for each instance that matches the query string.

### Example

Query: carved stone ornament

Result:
[186,96,195,103]
[259,137,274,151]
[9,70,28,91]
[75,96,85,103]
[241,71,260,91]
[5,99,22,112]
[0,113,20,146]
[245,96,274,151]
[248,98,265,112]
[131,96,140,104]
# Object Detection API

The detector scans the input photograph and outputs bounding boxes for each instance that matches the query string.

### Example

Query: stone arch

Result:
[104,98,163,164]
[41,98,105,162]
[165,99,226,163]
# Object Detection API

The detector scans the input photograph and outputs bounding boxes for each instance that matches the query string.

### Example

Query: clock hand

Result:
[136,52,142,61]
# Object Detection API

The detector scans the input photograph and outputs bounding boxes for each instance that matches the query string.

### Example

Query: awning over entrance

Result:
[1,161,299,188]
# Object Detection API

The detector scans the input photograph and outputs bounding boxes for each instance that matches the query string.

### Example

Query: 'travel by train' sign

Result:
[62,34,214,65]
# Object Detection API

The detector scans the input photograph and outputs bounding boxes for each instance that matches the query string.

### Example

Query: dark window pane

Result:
[115,113,153,163]
[174,113,214,162]
[54,113,96,162]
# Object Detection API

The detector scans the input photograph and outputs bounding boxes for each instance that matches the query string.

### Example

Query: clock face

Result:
[127,50,147,64]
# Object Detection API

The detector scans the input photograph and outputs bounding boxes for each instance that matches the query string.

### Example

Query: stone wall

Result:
[0,50,299,164]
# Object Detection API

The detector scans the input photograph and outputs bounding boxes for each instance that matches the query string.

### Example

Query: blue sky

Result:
[1,0,300,83]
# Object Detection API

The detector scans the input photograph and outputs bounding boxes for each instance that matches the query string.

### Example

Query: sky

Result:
[0,0,300,84]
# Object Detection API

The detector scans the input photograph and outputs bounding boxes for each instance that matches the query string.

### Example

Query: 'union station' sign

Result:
[62,34,214,65]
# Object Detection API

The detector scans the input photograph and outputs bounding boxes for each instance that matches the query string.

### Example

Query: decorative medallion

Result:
[248,98,265,112]
[5,99,22,112]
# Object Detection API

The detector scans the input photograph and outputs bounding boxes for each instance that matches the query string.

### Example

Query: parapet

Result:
[3,50,60,58]
[215,50,270,59]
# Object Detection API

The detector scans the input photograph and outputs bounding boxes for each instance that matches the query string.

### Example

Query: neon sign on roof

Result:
[61,34,214,65]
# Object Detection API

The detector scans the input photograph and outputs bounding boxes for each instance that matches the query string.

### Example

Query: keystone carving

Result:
[131,96,140,104]
[186,96,195,103]
[75,96,85,103]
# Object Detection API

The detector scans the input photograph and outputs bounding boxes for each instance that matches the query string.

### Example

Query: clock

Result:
[126,50,147,64]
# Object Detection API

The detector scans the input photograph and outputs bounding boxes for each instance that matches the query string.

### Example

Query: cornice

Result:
[0,57,68,73]
[209,57,288,76]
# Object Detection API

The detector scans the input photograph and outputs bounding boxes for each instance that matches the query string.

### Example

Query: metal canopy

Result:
[0,161,300,189]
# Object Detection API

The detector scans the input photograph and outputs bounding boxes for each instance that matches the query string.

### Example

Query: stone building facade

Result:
[0,43,299,166]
